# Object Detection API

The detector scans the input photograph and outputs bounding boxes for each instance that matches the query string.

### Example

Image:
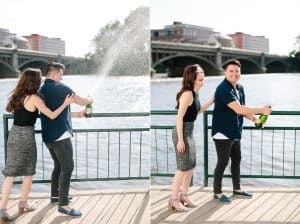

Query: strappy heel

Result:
[0,208,14,223]
[168,198,188,212]
[179,192,198,208]
[18,201,36,214]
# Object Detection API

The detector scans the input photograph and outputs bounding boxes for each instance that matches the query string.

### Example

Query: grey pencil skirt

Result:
[172,122,196,171]
[2,125,37,176]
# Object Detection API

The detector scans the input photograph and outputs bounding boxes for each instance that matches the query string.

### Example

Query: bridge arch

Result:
[0,61,15,78]
[19,59,50,74]
[153,54,219,77]
[63,61,84,74]
[265,59,289,73]
[233,58,261,74]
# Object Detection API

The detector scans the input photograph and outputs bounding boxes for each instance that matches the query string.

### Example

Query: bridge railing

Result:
[151,110,300,186]
[3,112,150,184]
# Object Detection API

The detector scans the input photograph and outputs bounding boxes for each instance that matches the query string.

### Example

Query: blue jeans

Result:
[46,138,74,206]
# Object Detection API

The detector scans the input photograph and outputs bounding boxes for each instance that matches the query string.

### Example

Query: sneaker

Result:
[213,194,232,203]
[233,190,253,197]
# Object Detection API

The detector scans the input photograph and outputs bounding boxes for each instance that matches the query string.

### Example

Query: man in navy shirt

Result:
[212,59,272,203]
[40,62,92,216]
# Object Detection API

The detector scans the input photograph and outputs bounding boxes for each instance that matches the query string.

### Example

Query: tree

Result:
[289,35,300,72]
[86,6,149,75]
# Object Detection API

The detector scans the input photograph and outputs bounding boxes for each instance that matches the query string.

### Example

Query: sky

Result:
[0,0,149,57]
[151,0,300,55]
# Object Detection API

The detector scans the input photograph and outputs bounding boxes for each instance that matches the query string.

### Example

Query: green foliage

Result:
[289,50,300,71]
[85,6,149,75]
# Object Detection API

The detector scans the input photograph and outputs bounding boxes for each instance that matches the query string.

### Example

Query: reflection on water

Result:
[151,73,300,187]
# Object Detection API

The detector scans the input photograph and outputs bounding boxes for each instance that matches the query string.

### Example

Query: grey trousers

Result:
[46,138,74,206]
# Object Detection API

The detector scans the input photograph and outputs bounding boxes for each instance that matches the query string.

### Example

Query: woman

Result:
[0,68,75,222]
[169,64,214,212]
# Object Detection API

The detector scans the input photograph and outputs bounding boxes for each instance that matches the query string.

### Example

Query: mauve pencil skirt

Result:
[172,122,196,171]
[2,125,37,176]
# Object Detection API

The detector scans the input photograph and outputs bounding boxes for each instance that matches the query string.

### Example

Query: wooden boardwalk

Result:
[151,186,300,224]
[4,188,149,224]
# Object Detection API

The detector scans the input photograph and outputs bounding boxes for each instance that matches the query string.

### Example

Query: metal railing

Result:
[3,112,150,184]
[151,110,177,177]
[203,110,300,186]
[151,110,300,186]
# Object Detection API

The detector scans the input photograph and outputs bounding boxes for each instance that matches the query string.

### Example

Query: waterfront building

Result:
[23,34,65,55]
[0,28,30,49]
[151,21,234,47]
[228,32,269,53]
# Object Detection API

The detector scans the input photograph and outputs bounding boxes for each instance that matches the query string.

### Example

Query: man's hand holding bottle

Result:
[255,105,272,128]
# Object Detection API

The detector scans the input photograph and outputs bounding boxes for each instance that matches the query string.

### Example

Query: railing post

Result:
[190,175,193,186]
[3,114,9,163]
[203,111,209,187]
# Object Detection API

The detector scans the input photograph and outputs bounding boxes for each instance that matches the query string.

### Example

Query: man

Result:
[212,59,272,203]
[40,62,92,216]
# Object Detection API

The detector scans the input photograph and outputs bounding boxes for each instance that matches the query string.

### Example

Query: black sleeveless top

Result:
[13,106,38,126]
[183,91,201,122]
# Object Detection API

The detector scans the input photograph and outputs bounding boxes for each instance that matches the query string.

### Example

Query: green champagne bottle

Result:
[85,102,93,117]
[255,114,268,128]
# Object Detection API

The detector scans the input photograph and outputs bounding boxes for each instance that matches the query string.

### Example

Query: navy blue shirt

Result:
[39,79,74,143]
[212,78,245,140]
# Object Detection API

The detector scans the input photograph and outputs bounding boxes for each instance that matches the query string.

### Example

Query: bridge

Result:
[0,47,87,78]
[151,41,291,77]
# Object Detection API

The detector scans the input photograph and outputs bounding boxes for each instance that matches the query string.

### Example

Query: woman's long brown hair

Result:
[6,68,42,112]
[175,64,202,109]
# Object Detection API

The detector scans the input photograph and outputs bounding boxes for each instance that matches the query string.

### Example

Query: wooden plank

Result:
[175,193,220,224]
[14,198,54,224]
[244,193,284,222]
[68,194,102,224]
[218,193,266,222]
[271,193,300,222]
[151,192,210,222]
[108,193,136,224]
[260,193,297,222]
[288,208,300,223]
[164,191,212,222]
[94,193,124,223]
[121,193,146,223]
[151,191,212,224]
[230,192,274,222]
[131,192,150,224]
[80,194,113,224]
[40,195,89,223]
[205,194,251,222]
[150,190,170,208]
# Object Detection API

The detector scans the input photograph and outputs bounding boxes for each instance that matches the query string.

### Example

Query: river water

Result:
[1,73,299,191]
[151,73,300,187]
[0,74,150,191]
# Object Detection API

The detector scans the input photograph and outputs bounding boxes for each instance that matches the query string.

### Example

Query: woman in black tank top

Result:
[0,69,74,221]
[169,64,214,212]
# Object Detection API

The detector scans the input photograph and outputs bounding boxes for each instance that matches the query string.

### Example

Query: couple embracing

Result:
[0,62,93,222]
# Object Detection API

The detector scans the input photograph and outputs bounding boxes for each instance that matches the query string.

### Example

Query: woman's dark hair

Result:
[6,68,42,112]
[222,59,241,70]
[45,61,65,75]
[175,64,202,109]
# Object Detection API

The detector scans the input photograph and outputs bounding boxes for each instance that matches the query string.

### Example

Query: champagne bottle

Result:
[85,102,93,117]
[255,114,268,128]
